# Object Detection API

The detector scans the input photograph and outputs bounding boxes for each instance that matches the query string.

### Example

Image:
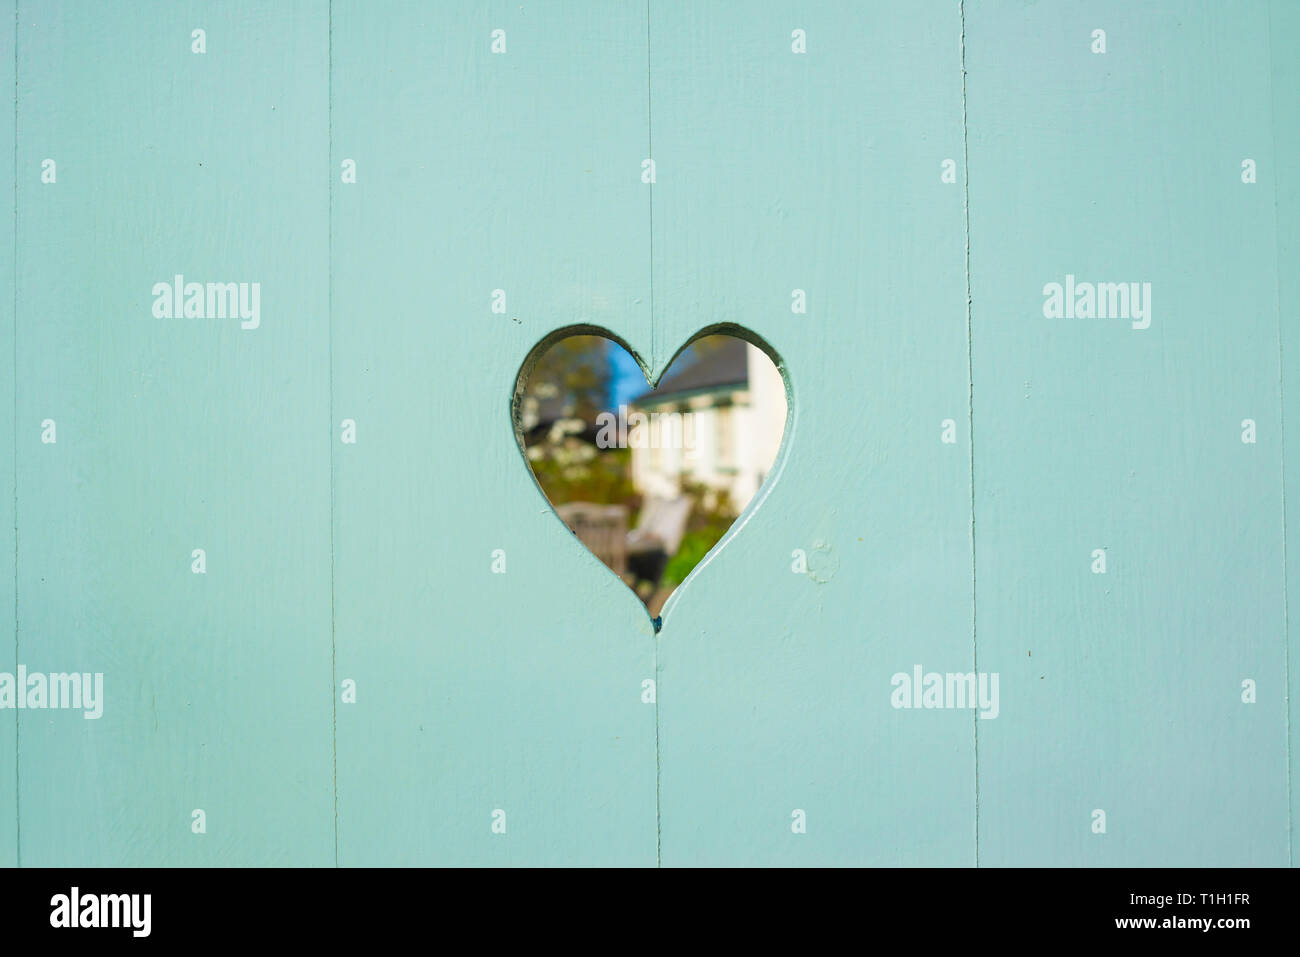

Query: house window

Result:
[715,405,734,467]
[682,406,699,468]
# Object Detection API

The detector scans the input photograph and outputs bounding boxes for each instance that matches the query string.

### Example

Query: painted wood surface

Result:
[1,0,1295,866]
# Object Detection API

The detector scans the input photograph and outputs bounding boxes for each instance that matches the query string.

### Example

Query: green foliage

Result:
[518,335,637,508]
[661,481,737,586]
[662,527,721,585]
[529,440,637,509]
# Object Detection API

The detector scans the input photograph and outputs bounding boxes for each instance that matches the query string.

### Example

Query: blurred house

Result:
[628,339,786,511]
[516,382,603,448]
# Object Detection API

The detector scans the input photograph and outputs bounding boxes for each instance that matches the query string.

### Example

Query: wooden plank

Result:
[14,1,333,865]
[965,0,1288,865]
[0,0,14,870]
[649,0,976,865]
[1271,0,1300,865]
[330,0,657,866]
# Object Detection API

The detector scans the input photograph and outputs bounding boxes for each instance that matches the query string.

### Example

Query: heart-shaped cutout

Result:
[513,325,789,628]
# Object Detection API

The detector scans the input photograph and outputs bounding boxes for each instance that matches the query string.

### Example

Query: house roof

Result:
[632,337,748,404]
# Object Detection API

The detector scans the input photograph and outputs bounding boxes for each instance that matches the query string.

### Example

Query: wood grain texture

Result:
[1,0,14,870]
[0,0,1293,866]
[966,0,1287,867]
[1271,0,1299,865]
[14,0,333,866]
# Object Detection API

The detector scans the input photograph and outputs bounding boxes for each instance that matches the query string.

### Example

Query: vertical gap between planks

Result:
[1265,0,1293,868]
[645,0,662,870]
[328,0,339,869]
[958,0,980,868]
[11,0,19,869]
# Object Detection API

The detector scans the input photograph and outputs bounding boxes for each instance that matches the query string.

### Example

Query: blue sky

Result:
[607,341,648,407]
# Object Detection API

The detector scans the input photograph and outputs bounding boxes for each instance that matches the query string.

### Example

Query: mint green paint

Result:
[1272,0,1300,861]
[648,1,975,866]
[1,0,1295,866]
[330,1,657,866]
[1,0,14,870]
[14,1,333,866]
[966,0,1289,867]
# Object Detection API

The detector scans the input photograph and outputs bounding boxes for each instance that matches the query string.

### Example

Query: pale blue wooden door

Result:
[1,0,1295,867]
